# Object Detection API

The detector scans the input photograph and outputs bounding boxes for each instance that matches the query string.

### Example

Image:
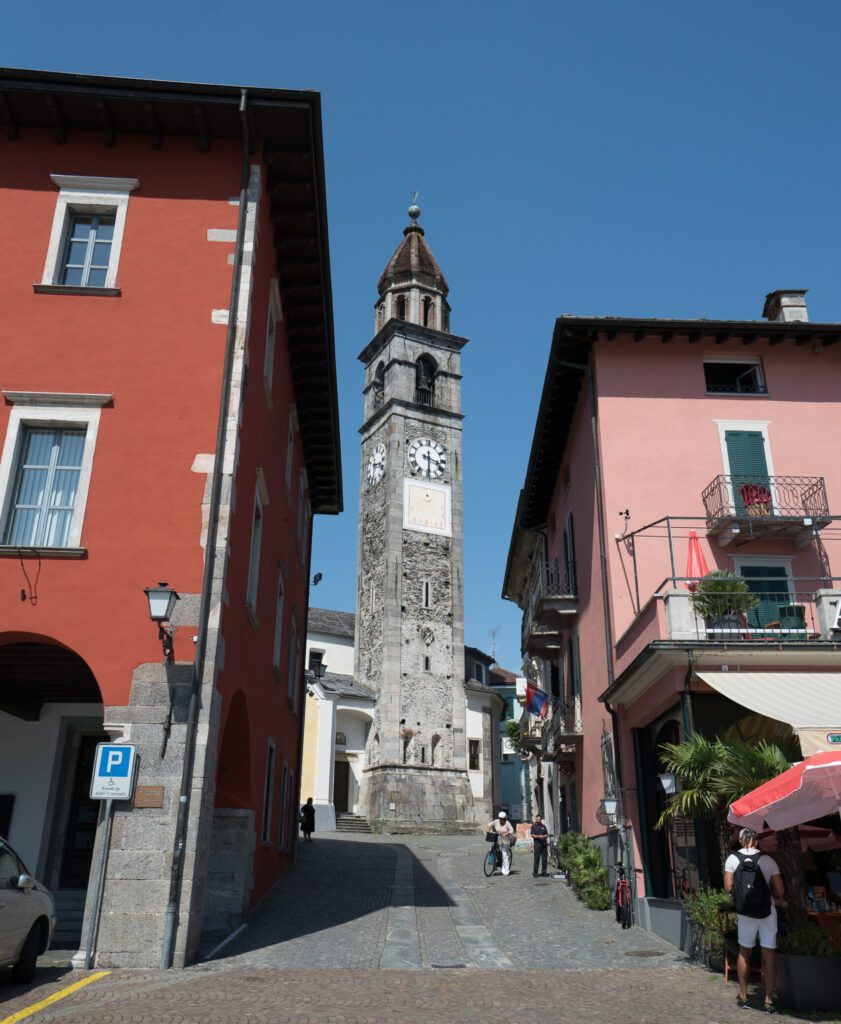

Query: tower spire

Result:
[375,202,450,333]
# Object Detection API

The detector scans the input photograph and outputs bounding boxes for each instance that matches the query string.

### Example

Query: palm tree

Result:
[656,734,807,929]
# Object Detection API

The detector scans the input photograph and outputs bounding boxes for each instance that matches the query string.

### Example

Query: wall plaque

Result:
[134,785,165,809]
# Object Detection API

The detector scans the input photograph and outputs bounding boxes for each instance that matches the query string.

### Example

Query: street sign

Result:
[90,742,138,800]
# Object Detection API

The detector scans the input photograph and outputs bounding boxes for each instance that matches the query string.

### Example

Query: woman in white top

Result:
[486,811,515,876]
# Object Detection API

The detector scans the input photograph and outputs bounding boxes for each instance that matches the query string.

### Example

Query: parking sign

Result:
[90,743,138,800]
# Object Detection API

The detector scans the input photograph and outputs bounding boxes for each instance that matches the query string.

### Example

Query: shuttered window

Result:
[724,430,770,514]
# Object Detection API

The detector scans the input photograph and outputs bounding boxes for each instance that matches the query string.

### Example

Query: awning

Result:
[695,671,841,756]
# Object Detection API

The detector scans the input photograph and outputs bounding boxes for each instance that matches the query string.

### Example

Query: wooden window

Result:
[285,411,295,495]
[278,762,291,851]
[246,490,264,614]
[272,572,285,674]
[724,430,770,514]
[704,359,765,395]
[263,302,277,405]
[4,428,85,547]
[468,740,480,771]
[261,740,276,843]
[287,617,298,704]
[60,213,115,287]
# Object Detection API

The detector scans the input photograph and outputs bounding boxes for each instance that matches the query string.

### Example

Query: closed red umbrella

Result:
[685,530,710,592]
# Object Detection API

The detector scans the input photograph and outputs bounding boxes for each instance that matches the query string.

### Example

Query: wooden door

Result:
[333,760,350,813]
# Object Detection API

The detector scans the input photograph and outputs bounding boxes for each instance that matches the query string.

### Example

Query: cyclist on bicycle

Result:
[486,811,515,876]
[530,814,550,877]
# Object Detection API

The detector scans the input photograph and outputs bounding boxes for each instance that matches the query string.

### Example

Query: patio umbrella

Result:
[758,825,841,854]
[685,530,710,592]
[728,750,841,831]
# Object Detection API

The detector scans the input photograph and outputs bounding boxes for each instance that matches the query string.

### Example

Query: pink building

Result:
[503,290,841,943]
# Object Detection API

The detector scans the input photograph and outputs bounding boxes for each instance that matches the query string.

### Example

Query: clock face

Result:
[367,442,386,484]
[408,437,447,479]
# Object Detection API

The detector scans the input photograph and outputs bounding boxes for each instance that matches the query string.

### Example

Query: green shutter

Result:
[725,430,770,513]
[740,565,789,630]
[570,629,582,699]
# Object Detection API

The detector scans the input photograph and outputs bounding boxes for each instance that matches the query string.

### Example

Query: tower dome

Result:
[375,205,450,333]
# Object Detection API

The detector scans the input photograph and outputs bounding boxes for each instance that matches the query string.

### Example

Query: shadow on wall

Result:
[202,837,454,959]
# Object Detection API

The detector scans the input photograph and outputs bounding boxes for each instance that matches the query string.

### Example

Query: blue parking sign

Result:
[90,742,137,799]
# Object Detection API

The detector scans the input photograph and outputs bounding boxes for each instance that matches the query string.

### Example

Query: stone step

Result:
[335,814,372,833]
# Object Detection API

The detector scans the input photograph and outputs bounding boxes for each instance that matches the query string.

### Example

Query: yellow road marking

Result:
[0,970,111,1024]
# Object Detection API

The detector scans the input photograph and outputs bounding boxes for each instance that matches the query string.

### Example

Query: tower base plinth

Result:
[360,764,479,835]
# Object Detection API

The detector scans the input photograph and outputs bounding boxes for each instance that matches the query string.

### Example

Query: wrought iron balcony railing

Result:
[702,475,830,542]
[522,560,577,646]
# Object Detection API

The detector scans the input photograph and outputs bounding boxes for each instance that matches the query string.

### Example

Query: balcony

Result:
[522,560,578,654]
[702,475,831,547]
[542,697,583,759]
[519,710,544,756]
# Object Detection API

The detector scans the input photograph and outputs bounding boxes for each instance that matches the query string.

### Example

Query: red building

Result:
[0,69,341,967]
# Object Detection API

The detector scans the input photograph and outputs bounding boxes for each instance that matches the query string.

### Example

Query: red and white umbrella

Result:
[685,530,710,592]
[728,750,841,832]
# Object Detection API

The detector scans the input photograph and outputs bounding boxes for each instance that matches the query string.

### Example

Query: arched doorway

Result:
[333,708,372,815]
[0,634,106,945]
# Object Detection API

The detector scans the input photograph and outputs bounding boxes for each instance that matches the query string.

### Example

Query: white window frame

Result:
[0,395,108,549]
[41,175,139,288]
[703,355,765,396]
[261,738,276,844]
[285,408,297,496]
[263,279,283,409]
[272,568,286,676]
[246,470,270,621]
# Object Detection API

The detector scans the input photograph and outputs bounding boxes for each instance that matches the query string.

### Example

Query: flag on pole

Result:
[526,681,550,718]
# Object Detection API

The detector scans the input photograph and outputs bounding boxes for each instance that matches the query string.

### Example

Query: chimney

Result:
[762,289,809,323]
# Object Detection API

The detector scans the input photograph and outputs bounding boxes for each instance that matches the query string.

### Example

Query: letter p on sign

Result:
[90,742,137,800]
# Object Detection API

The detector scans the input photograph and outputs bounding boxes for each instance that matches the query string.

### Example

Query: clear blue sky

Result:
[7,2,841,671]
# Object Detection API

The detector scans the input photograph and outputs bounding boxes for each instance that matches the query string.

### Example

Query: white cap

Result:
[498,811,507,819]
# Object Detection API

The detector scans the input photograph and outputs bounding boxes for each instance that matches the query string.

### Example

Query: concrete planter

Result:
[776,954,841,1012]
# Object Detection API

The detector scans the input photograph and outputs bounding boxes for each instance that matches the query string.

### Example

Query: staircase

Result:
[335,813,372,834]
[52,889,86,948]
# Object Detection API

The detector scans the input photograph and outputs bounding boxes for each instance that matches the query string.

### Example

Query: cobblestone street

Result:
[1,834,796,1022]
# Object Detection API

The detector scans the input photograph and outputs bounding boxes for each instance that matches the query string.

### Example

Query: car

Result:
[0,837,56,984]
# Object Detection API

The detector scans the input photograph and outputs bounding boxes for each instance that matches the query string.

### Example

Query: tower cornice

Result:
[358,318,469,365]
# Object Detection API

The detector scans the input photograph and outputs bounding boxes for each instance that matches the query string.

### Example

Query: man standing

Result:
[530,814,550,878]
[486,811,515,876]
[723,827,785,1013]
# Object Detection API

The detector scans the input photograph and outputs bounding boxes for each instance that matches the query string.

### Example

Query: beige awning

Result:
[695,671,841,756]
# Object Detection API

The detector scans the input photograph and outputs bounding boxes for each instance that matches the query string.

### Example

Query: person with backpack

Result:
[724,827,785,1013]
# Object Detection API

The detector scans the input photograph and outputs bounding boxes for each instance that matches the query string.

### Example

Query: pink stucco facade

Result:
[506,308,841,910]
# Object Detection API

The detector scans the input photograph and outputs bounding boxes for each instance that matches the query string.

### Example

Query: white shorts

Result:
[737,913,777,950]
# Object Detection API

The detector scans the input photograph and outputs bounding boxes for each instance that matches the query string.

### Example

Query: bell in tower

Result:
[354,204,484,833]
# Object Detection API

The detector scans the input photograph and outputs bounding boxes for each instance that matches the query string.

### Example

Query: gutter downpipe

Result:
[160,89,251,970]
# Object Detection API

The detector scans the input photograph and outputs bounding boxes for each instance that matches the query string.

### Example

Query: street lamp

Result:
[600,797,618,820]
[657,772,677,796]
[144,582,179,662]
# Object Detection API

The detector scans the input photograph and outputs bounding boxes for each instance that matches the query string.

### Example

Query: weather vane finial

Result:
[408,191,421,223]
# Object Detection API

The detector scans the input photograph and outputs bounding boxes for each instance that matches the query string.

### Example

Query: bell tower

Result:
[355,204,476,833]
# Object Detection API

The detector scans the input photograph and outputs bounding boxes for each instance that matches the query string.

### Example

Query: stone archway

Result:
[0,633,106,945]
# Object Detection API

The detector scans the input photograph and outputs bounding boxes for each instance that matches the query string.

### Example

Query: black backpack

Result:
[732,851,772,919]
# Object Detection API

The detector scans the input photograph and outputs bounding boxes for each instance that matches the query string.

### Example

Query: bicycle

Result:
[547,835,560,872]
[614,862,633,929]
[483,835,514,877]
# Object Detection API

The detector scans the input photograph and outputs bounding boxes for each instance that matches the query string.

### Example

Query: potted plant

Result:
[776,923,841,1012]
[683,886,733,968]
[690,570,758,638]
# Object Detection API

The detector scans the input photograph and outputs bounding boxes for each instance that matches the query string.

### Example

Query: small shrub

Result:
[581,884,612,911]
[683,886,732,960]
[556,832,610,912]
[779,924,839,957]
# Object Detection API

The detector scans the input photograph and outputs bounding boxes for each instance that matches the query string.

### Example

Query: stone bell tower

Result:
[355,203,476,833]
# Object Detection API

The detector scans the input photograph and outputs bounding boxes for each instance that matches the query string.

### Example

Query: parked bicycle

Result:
[483,834,515,877]
[547,835,560,872]
[614,862,633,928]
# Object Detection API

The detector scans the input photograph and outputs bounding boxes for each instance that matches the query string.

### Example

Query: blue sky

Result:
[7,2,841,671]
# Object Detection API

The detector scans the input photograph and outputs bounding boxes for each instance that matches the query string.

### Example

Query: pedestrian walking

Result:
[300,797,316,842]
[530,814,550,877]
[723,826,785,1013]
[486,811,515,876]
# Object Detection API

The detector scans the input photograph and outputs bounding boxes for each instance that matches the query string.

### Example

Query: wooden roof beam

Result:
[44,93,66,144]
[193,104,209,152]
[0,92,18,140]
[143,101,162,149]
[96,95,115,147]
